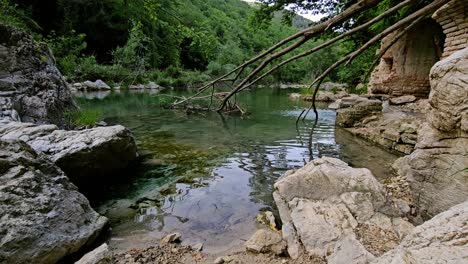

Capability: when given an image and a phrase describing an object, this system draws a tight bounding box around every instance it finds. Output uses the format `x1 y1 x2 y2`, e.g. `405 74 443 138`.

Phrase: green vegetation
65 109 102 127
2 0 370 88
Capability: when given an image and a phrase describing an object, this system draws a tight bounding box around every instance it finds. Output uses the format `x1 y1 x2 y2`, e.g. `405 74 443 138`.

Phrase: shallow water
75 88 400 253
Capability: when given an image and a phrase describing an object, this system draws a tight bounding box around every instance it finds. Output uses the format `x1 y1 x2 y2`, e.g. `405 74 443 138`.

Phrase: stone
336 98 382 127
245 229 286 255
75 243 110 264
160 233 181 244
213 257 224 264
256 211 277 230
146 81 161 89
0 122 138 187
192 243 203 252
274 158 386 209
83 80 111 90
0 24 77 127
288 93 301 100
373 201 468 264
128 84 146 89
328 235 375 264
428 47 468 132
0 140 108 263
273 157 413 261
389 95 417 105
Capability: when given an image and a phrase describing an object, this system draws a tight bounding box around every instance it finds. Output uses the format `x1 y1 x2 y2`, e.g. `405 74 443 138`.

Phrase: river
74 88 400 254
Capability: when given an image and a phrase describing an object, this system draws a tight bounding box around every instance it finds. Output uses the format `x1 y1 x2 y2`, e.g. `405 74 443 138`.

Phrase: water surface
75 88 399 253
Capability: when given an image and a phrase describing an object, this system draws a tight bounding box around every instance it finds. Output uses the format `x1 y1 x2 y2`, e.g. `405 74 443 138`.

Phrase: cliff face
0 23 76 128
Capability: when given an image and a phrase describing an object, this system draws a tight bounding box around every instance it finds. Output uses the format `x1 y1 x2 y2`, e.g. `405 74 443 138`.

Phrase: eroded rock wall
368 20 443 98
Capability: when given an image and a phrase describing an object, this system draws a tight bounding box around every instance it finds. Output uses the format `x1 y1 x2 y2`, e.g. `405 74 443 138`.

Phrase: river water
75 88 399 253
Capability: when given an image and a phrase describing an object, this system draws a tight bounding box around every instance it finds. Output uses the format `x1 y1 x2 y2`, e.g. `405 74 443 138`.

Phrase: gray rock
328 235 375 264
160 232 181 244
75 243 110 264
0 122 138 187
83 80 111 90
394 123 468 216
192 243 203 252
0 140 108 263
336 97 382 127
146 81 162 89
428 47 468 132
373 201 468 264
0 24 77 127
389 95 417 105
245 229 286 255
273 157 413 261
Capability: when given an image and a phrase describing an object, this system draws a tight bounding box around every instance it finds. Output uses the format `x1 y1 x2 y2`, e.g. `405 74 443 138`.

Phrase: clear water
75 88 400 253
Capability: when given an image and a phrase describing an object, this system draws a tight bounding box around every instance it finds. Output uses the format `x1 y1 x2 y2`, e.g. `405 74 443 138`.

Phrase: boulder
0 122 138 187
336 97 382 127
428 47 468 132
245 229 286 255
373 201 468 264
288 93 301 100
389 95 417 105
273 157 413 261
83 80 111 90
0 140 108 263
75 243 110 264
160 233 182 244
0 23 76 127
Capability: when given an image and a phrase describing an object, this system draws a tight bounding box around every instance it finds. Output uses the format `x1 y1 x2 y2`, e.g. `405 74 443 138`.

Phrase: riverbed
75 88 400 254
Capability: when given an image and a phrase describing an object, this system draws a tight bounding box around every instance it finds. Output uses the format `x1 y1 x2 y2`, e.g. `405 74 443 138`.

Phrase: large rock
0 140 108 263
335 97 382 127
273 158 413 262
373 201 468 264
0 122 138 186
428 47 468 132
0 23 76 127
83 80 111 90
245 229 286 255
394 48 468 217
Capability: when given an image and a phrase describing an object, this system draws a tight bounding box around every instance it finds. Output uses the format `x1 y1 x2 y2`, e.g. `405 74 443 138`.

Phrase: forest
0 0 384 89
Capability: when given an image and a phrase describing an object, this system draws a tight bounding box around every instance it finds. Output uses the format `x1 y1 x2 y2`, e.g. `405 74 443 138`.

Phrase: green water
75 88 399 253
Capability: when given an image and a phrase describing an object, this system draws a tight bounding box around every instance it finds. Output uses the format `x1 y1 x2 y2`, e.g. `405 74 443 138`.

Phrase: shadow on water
74 88 401 253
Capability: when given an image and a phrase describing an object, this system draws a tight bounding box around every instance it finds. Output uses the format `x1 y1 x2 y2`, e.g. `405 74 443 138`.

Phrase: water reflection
77 89 400 253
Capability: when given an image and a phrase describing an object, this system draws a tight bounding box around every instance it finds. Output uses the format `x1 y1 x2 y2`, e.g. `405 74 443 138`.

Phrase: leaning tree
172 0 451 119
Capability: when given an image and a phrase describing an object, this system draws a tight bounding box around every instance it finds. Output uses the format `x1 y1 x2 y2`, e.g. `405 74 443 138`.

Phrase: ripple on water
75 89 400 253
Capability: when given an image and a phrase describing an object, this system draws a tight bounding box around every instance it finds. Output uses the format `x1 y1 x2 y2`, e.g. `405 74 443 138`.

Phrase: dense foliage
1 0 377 87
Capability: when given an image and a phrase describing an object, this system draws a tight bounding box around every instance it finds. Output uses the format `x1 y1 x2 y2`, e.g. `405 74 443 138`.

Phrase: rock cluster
0 122 138 187
273 157 413 262
0 23 76 127
0 140 108 263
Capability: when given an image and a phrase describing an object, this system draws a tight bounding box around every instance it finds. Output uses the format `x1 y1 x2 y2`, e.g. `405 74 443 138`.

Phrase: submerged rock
0 23 77 127
0 140 108 263
0 122 138 186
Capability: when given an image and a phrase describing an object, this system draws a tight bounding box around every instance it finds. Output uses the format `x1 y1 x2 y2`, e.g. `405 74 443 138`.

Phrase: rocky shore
0 23 139 262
